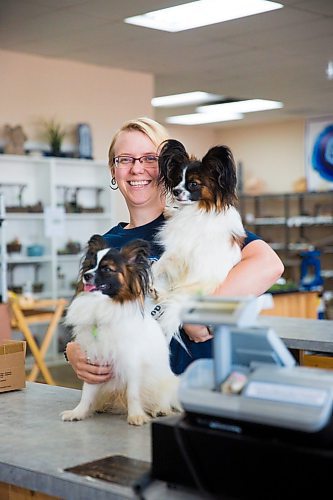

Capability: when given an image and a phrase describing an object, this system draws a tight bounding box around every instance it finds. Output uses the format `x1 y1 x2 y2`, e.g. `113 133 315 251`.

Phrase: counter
0 382 198 500
257 316 333 353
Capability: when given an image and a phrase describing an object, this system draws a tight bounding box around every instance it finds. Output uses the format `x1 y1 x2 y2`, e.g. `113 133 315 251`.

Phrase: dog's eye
188 181 199 191
101 266 116 273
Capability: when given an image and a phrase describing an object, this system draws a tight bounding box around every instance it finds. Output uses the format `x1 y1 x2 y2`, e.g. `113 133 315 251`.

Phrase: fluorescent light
125 0 283 33
166 112 243 125
198 99 283 113
326 61 333 80
152 91 221 108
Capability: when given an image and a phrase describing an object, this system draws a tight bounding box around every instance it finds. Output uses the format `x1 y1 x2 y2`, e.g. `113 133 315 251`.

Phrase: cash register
151 296 333 498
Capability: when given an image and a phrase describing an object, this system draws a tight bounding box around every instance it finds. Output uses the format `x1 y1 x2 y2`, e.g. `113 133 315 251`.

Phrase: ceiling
1 0 333 128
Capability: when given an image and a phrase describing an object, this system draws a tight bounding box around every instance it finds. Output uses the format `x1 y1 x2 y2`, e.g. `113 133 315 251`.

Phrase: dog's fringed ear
83 234 109 269
158 139 190 192
121 240 152 296
122 239 150 265
87 234 108 252
202 145 238 206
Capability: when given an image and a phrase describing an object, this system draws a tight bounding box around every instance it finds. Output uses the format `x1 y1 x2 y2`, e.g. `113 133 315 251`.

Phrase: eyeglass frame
113 154 159 168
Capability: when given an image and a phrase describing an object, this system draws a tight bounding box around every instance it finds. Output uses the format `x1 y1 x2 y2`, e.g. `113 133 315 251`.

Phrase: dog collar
91 325 98 338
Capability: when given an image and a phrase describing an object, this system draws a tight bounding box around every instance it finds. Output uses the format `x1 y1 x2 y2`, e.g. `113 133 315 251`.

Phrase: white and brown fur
152 139 246 343
61 235 180 425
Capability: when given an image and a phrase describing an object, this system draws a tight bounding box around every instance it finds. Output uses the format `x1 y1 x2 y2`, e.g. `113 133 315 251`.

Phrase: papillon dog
61 234 180 426
152 139 246 343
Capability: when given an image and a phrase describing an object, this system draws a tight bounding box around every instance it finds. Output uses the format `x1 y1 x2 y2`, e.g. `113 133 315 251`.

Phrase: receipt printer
151 296 333 498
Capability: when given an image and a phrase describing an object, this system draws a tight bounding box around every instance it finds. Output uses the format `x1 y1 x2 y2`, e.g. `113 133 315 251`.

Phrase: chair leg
10 301 56 385
29 300 66 382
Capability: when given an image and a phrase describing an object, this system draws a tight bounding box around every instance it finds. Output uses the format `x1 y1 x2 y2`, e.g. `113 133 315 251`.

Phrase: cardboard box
0 340 26 393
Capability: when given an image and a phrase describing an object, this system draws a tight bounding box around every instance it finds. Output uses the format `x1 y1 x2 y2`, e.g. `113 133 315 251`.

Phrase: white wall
214 120 306 193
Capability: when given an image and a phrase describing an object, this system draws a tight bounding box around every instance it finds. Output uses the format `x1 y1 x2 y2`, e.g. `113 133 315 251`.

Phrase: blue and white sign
306 117 333 191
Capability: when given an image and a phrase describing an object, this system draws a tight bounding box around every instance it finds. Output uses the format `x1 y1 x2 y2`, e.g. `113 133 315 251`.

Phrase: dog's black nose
173 188 182 197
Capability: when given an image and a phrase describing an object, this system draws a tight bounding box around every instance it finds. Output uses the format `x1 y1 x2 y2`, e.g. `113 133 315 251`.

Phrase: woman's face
112 130 164 211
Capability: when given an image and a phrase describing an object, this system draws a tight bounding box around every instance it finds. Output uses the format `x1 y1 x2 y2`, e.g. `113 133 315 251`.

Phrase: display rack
0 154 115 301
238 191 333 292
0 193 7 303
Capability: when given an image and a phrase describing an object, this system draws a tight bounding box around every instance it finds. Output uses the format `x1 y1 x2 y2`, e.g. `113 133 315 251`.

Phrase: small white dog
152 140 246 343
61 236 180 426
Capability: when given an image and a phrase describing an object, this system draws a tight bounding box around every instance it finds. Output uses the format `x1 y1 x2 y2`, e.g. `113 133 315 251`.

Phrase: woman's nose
130 159 145 173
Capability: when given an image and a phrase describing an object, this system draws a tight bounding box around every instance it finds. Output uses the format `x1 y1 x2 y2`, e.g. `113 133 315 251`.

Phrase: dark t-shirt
103 213 260 375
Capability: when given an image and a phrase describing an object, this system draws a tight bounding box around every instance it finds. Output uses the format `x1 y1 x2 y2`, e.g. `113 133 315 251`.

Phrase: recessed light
326 61 333 80
197 99 283 113
166 112 243 125
152 91 222 107
125 0 283 33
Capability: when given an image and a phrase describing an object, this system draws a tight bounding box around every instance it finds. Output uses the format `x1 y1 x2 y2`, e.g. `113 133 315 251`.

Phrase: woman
66 117 284 381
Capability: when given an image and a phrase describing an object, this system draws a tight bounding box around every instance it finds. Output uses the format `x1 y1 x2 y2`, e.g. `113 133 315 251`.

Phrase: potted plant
42 118 66 157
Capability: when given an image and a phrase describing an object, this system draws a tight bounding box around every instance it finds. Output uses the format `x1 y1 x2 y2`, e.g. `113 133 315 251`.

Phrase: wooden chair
8 292 67 385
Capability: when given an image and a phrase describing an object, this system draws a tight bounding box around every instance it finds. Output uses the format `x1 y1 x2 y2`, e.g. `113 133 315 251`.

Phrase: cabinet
0 155 115 362
239 192 333 293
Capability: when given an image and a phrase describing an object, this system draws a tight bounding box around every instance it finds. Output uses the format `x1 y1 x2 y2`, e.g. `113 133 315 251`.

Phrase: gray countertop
257 316 333 353
0 382 198 500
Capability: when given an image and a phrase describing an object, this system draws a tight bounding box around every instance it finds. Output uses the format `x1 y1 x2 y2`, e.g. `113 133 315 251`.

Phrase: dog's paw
172 402 183 413
60 409 89 421
127 413 150 426
151 406 173 418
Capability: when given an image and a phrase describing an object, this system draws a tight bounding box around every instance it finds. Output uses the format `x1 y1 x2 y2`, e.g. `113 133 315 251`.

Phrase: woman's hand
65 341 113 384
183 323 213 343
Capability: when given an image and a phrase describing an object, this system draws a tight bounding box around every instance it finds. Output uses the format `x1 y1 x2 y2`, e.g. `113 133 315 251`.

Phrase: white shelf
6 213 45 220
7 255 53 264
248 215 333 227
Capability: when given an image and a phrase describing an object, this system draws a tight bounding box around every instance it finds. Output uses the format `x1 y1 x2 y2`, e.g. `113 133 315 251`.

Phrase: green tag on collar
92 325 98 338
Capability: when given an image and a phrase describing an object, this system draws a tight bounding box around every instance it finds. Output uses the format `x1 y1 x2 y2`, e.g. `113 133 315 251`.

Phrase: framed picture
305 116 333 191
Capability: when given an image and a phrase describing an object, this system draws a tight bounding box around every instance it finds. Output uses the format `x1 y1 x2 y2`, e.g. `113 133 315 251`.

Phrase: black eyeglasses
114 155 159 168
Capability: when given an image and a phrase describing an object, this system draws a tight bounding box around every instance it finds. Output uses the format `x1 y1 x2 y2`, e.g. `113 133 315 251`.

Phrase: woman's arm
183 240 284 342
213 239 284 297
65 341 113 384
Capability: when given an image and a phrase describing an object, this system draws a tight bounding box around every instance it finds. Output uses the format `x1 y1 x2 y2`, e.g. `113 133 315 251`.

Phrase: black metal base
152 414 333 499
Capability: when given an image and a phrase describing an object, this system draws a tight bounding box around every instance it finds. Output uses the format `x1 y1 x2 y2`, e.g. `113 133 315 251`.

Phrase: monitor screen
221 326 296 369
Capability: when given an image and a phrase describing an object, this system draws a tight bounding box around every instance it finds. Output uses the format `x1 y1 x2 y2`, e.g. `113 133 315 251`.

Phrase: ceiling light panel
152 91 222 108
166 112 243 125
125 0 283 33
197 99 283 113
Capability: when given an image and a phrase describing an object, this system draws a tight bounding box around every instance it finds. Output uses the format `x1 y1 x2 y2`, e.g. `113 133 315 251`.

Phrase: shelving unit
0 193 7 303
0 154 115 361
238 191 333 292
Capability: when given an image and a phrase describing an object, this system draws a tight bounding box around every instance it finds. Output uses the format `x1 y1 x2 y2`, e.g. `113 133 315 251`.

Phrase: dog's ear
84 234 108 263
87 234 107 252
121 239 150 266
158 139 189 192
202 145 237 206
121 240 151 296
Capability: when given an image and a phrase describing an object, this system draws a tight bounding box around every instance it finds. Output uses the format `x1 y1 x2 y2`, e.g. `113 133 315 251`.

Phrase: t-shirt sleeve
243 230 262 247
